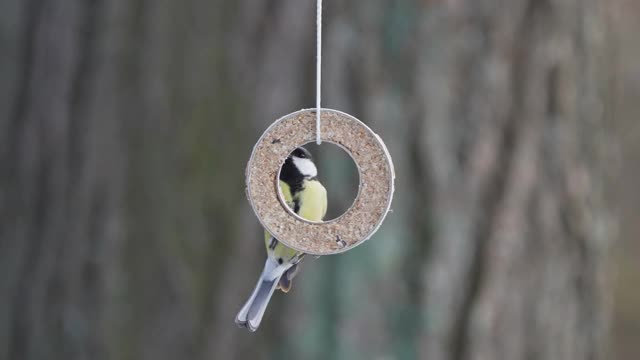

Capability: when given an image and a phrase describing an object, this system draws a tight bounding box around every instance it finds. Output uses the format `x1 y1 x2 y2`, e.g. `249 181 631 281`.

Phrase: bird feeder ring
245 108 395 255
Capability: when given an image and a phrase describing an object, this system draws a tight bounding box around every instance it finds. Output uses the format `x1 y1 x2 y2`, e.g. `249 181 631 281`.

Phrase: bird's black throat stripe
293 199 301 213
288 179 320 215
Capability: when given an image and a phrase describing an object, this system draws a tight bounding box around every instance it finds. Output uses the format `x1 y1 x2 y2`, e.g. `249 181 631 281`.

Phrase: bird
235 147 327 332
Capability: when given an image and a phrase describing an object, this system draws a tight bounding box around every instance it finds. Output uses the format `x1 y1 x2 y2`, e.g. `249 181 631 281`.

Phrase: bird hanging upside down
235 147 327 332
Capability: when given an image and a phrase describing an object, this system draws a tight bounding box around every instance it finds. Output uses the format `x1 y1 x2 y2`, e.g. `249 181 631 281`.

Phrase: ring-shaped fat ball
246 109 395 255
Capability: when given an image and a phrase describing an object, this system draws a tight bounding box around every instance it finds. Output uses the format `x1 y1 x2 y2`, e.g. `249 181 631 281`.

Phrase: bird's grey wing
277 263 301 293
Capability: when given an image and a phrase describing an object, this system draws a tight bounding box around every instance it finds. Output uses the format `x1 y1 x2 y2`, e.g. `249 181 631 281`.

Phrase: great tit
235 147 327 332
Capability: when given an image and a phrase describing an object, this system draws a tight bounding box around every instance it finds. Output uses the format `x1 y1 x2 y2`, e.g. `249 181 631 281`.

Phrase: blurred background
0 0 638 359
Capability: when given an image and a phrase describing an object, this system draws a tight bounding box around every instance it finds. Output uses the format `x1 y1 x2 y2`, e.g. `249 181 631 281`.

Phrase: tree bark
414 1 610 359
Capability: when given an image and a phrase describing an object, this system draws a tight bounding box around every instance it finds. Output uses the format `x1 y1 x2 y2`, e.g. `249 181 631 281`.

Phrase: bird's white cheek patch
292 157 318 178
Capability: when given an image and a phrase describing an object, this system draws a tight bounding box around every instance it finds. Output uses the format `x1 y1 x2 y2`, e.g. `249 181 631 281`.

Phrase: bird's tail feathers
235 259 285 332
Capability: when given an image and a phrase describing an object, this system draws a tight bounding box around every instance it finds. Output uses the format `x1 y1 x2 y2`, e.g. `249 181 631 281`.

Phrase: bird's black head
280 147 317 185
290 147 312 160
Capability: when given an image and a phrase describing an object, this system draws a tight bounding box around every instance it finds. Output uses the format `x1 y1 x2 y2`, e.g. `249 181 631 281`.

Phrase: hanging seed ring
246 109 395 255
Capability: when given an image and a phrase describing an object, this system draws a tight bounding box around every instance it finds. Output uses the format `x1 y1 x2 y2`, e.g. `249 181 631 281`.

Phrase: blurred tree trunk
0 1 261 359
0 1 611 360
413 1 611 359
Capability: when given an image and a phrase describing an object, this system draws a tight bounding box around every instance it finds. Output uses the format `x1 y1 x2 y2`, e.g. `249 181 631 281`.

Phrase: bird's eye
277 258 283 265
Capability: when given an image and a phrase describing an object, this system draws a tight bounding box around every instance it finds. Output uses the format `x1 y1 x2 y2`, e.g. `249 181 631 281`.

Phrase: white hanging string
315 0 322 144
